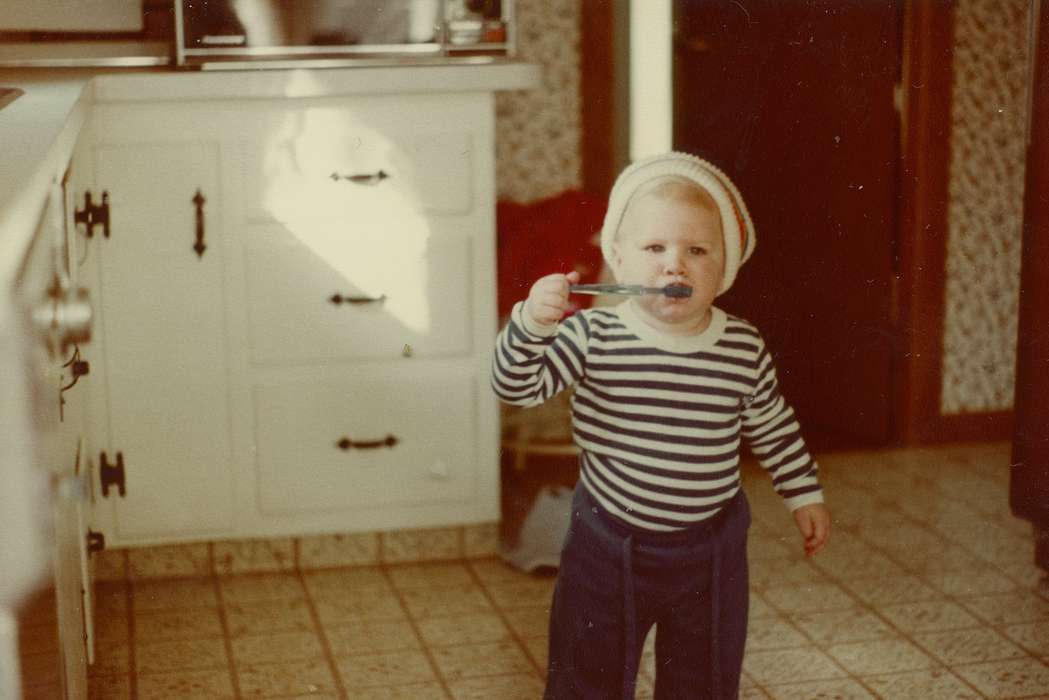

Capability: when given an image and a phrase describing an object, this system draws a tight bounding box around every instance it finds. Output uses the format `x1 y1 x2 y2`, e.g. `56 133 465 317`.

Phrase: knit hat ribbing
600 152 756 295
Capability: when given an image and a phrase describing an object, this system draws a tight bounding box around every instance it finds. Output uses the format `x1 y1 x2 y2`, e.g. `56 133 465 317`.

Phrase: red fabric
496 190 607 319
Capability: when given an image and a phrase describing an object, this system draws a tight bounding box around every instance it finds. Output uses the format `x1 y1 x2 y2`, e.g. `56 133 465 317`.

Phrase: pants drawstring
621 534 637 700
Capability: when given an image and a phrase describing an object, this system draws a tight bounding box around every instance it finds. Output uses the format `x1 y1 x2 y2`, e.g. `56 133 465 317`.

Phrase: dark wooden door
673 0 901 447
1011 0 1049 569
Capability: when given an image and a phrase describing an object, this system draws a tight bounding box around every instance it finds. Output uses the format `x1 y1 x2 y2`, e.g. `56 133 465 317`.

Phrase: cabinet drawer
244 229 473 363
242 111 475 224
253 371 477 514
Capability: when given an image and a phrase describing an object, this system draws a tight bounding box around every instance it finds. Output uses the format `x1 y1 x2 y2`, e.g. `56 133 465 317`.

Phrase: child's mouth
663 284 693 299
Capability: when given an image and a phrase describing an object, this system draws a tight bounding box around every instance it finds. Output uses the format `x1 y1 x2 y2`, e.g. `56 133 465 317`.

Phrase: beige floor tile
381 527 462 564
430 641 534 682
742 646 848 685
740 685 772 699
132 577 218 611
485 579 557 610
346 682 449 699
1003 621 1049 657
913 627 1028 665
634 665 656 699
313 589 407 625
297 532 380 569
923 568 1019 597
878 600 983 633
230 630 325 665
302 567 392 598
788 608 895 645
469 559 537 587
129 543 211 580
522 636 548 670
236 658 337 697
959 590 1049 626
998 561 1049 589
761 582 858 615
859 669 982 700
135 637 228 674
839 574 945 607
810 543 909 582
401 585 494 620
133 607 224 641
388 562 474 590
417 613 512 647
446 672 545 700
325 619 421 656
748 534 796 560
136 668 235 700
224 598 315 637
952 657 1049 699
746 615 810 651
750 590 778 618
86 674 131 700
749 556 831 589
502 606 550 639
336 650 438 688
826 637 937 676
218 572 304 603
213 538 295 576
890 544 985 574
764 678 878 699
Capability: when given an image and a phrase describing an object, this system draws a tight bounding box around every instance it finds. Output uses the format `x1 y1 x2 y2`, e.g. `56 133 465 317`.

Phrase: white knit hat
600 152 756 295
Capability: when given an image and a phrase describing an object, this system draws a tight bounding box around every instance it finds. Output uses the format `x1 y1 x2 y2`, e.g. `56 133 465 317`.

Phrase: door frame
580 0 1013 446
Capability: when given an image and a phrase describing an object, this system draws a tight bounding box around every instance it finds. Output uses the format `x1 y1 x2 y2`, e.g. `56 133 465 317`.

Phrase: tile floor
21 442 1049 699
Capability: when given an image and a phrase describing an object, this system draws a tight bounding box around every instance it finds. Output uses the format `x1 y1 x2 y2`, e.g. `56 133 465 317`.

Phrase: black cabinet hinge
99 451 126 498
86 530 106 554
74 191 110 239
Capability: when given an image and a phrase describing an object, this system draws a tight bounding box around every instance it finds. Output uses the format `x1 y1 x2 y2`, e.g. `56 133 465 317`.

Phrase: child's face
611 188 725 332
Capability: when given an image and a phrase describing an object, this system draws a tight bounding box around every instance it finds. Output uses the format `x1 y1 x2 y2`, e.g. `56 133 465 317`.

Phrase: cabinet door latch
86 530 106 554
74 191 110 239
99 451 126 498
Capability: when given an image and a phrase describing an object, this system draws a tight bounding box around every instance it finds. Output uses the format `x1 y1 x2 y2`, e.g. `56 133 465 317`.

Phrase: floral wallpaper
940 0 1031 414
495 0 583 203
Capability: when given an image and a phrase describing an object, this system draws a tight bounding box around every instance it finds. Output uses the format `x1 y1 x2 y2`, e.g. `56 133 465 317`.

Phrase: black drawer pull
330 170 389 185
330 293 387 306
336 435 399 451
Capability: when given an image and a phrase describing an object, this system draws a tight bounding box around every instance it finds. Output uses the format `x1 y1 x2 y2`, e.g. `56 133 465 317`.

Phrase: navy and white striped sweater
492 300 824 532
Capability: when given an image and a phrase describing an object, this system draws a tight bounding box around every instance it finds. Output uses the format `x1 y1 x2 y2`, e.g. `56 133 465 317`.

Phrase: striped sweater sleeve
741 333 824 511
491 301 589 407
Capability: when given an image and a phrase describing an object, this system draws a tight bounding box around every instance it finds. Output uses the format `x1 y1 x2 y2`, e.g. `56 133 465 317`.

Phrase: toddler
492 152 831 699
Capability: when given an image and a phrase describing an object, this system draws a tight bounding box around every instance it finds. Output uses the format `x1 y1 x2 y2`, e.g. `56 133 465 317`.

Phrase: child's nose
663 250 685 274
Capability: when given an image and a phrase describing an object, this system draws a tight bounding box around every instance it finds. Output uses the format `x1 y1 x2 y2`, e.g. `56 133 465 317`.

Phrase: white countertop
0 60 539 290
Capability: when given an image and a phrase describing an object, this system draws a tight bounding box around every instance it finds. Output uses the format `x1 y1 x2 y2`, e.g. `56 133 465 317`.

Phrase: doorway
672 0 902 449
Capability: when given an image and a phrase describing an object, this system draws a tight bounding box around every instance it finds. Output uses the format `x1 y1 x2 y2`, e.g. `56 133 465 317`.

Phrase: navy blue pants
544 485 751 700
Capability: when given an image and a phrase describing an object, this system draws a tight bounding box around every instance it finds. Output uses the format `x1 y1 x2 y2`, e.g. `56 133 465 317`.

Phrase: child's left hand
792 503 831 557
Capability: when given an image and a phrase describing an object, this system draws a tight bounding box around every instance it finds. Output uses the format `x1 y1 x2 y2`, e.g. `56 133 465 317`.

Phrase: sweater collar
614 300 727 353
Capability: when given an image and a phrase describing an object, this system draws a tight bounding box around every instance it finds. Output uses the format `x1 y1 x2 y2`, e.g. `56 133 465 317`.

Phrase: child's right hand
525 271 581 327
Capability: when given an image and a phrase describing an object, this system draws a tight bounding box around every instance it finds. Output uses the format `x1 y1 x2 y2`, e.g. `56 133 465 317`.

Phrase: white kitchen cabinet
12 170 94 698
89 140 236 544
86 87 501 544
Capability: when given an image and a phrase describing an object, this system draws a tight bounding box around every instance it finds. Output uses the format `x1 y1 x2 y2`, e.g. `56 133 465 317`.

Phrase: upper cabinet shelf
0 0 515 69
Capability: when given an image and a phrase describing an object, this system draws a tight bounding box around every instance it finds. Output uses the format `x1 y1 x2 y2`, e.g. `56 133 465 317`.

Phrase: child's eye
689 246 708 255
646 244 665 253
